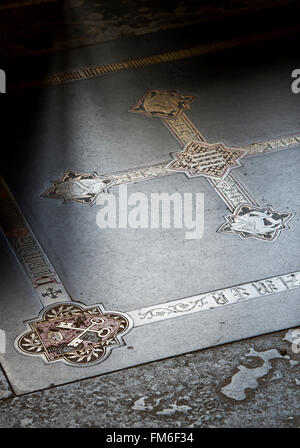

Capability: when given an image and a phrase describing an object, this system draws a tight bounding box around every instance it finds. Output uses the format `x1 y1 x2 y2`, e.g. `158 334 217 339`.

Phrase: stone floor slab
0 28 299 394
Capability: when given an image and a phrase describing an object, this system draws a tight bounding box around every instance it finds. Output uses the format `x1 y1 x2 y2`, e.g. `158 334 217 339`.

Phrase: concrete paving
0 328 299 427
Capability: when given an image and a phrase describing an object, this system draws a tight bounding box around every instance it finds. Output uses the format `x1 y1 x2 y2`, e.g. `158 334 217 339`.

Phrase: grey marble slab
0 35 299 394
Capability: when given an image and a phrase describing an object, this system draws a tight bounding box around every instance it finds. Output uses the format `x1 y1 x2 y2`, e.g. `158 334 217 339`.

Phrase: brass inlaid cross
43 89 296 241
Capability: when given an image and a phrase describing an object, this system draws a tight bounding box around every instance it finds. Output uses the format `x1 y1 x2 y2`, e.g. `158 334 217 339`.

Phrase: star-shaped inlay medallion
129 89 194 119
41 170 114 205
217 203 294 241
167 141 247 179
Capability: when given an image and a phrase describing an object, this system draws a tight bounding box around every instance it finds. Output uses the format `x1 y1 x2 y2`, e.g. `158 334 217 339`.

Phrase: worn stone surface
0 329 299 427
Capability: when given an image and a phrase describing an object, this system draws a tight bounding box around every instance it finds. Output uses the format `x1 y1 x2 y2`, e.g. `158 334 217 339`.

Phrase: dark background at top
0 0 299 62
1 0 299 180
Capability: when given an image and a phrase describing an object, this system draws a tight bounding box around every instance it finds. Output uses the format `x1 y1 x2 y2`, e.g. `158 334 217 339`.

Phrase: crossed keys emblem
16 303 133 365
0 177 134 367
43 89 295 242
56 316 110 348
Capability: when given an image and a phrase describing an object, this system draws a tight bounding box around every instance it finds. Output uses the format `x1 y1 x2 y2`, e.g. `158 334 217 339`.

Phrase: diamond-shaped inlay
218 203 294 241
129 89 194 119
167 141 247 179
41 170 114 205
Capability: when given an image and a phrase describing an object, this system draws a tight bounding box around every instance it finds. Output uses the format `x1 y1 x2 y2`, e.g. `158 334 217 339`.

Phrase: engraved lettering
252 280 278 295
279 273 300 290
231 287 250 300
211 292 229 305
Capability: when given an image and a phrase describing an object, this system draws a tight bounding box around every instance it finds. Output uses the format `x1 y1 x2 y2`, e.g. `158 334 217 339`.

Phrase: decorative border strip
11 26 300 90
110 161 173 186
164 114 205 146
245 134 300 156
128 271 300 326
0 177 71 306
208 174 259 210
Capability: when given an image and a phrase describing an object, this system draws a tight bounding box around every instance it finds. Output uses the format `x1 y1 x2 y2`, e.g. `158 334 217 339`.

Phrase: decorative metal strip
0 177 71 307
128 271 300 326
109 162 173 186
10 26 300 91
164 114 205 146
245 134 300 157
208 174 259 211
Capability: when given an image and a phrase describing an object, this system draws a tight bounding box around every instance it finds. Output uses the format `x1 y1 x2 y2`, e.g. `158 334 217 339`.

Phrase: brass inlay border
0 177 71 307
11 25 300 91
129 271 300 326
